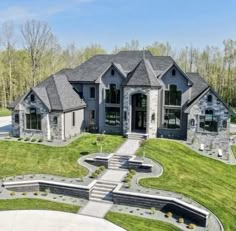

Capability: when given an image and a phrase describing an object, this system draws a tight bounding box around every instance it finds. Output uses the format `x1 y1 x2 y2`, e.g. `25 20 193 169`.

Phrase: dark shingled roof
9 74 85 112
124 59 161 87
67 50 174 83
186 72 209 101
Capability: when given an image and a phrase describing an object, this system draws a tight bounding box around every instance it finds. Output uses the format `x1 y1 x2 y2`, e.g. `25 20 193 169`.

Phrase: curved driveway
0 210 126 231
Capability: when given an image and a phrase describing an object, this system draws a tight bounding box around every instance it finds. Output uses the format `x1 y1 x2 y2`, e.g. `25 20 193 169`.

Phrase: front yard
0 134 124 178
137 139 236 231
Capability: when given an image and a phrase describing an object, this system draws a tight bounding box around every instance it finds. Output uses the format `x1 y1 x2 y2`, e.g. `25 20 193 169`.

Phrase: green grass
0 198 79 213
0 134 124 178
105 212 181 231
0 108 11 117
137 139 236 231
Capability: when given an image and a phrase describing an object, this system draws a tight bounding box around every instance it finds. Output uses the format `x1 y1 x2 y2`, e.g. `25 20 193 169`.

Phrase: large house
9 50 232 148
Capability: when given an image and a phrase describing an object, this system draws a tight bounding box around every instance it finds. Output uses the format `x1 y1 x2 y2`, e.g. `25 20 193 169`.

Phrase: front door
135 111 146 130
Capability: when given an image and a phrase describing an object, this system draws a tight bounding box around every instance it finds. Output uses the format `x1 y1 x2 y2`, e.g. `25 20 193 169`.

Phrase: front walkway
78 139 140 218
0 210 125 231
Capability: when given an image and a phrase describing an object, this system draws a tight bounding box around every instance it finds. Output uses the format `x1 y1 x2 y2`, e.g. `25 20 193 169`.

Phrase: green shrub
127 172 133 178
38 138 43 142
31 138 37 142
124 177 131 183
129 169 136 175
95 169 101 175
150 207 156 215
91 172 97 178
34 191 39 196
22 192 27 195
17 137 23 141
99 166 105 171
24 137 30 141
10 191 15 196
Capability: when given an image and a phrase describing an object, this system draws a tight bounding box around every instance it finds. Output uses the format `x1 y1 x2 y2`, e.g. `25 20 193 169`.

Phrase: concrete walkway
79 139 140 218
115 139 140 156
0 210 125 231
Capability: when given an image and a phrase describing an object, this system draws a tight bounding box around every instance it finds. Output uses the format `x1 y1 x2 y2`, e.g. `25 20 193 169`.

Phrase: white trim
61 113 65 141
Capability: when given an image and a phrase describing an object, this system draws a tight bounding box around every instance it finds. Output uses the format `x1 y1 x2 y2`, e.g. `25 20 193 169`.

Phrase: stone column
147 89 158 138
61 113 65 141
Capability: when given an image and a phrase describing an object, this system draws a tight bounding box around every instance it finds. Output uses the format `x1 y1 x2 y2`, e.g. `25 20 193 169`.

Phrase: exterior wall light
151 113 155 123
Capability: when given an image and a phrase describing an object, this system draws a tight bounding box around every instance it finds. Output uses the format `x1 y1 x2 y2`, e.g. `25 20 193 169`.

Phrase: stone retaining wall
113 184 209 227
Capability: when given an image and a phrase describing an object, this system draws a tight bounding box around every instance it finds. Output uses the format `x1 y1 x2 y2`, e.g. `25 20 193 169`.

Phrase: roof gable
123 59 161 87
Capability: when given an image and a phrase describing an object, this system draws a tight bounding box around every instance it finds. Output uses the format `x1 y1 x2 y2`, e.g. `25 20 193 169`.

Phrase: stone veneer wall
13 92 48 139
123 87 158 138
187 90 230 150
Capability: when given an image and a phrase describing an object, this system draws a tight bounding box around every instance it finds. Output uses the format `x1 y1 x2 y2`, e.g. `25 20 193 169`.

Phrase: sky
0 0 235 51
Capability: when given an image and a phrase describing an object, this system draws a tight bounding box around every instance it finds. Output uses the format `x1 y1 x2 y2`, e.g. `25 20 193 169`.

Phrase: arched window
111 69 115 76
172 69 176 76
30 94 35 102
53 116 58 125
207 95 212 103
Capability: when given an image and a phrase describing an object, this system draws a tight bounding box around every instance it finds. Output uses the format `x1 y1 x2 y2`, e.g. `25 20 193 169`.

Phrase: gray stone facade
187 90 230 151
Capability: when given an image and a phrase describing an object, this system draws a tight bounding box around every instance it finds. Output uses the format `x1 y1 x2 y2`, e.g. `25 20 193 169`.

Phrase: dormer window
30 94 35 102
111 69 115 76
207 95 212 103
172 69 176 76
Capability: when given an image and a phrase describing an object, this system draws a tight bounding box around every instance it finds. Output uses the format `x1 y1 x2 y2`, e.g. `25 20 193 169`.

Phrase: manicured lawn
0 134 124 178
0 108 11 117
138 139 236 231
105 212 181 231
0 198 80 213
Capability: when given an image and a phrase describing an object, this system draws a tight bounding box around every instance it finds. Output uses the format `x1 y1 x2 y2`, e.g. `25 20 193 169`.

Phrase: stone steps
126 133 148 140
90 181 117 202
109 155 130 169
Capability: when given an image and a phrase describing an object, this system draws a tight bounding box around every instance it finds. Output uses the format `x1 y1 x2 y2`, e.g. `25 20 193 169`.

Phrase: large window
105 84 120 104
164 109 181 129
199 110 218 132
105 107 120 126
165 85 181 106
26 108 41 130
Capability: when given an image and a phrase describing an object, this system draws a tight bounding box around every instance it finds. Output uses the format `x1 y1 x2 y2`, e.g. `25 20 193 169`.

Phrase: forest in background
0 19 235 108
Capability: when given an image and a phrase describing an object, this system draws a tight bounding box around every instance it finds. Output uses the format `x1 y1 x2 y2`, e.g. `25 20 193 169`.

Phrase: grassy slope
0 198 79 213
0 134 124 178
106 212 181 231
0 108 11 117
138 139 236 231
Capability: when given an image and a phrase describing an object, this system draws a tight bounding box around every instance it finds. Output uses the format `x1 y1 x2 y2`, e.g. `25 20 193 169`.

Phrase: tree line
0 20 235 108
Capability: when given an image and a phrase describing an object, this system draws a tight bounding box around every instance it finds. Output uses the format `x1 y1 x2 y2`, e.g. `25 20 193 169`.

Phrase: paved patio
0 210 126 231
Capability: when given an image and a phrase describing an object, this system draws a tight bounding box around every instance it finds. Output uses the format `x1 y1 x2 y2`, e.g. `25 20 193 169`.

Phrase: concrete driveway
0 116 12 135
0 210 126 231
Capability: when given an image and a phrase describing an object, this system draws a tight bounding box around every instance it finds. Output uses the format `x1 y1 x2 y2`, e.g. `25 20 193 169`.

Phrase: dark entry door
135 111 146 130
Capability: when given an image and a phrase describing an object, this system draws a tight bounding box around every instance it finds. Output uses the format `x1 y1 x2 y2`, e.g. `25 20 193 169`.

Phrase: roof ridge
51 75 63 110
143 59 151 86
